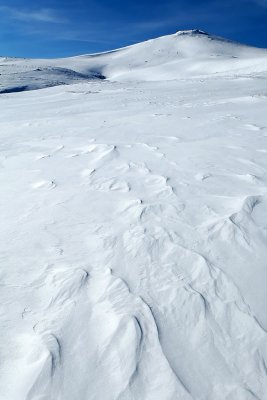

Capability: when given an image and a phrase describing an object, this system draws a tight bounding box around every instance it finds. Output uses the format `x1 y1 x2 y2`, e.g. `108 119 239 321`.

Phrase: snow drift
0 30 267 400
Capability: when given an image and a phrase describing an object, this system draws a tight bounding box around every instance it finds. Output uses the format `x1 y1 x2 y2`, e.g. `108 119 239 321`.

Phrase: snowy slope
1 29 267 93
1 31 267 400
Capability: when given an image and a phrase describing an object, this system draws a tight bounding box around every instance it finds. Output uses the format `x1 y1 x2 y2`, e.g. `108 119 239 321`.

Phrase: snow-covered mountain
1 29 267 93
1 31 267 400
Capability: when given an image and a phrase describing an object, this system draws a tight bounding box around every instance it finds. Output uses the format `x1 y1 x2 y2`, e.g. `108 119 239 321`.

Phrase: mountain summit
176 29 208 35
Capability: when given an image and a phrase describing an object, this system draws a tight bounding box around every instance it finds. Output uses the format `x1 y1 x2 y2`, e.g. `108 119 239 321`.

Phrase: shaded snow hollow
0 30 267 400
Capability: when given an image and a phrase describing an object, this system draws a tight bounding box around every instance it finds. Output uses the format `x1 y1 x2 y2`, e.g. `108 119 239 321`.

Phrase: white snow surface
1 30 267 400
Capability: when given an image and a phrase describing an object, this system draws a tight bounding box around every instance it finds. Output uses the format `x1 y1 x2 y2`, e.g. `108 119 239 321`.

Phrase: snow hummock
1 31 267 400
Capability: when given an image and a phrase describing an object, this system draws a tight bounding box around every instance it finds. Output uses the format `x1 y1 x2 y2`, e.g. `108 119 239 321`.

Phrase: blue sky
0 0 267 57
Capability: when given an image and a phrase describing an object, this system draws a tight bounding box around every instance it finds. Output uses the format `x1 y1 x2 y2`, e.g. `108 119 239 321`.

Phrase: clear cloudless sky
0 0 267 58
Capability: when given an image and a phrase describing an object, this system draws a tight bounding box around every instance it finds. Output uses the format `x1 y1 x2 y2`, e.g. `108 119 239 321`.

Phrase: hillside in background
1 29 267 93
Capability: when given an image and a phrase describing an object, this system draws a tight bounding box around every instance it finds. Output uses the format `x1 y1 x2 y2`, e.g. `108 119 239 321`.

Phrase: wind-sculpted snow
1 33 267 400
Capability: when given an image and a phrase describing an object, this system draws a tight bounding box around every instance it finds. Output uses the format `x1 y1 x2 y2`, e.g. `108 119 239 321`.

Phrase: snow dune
0 30 267 400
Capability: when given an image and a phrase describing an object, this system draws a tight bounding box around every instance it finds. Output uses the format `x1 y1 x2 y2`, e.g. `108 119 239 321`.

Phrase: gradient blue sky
1 0 267 58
